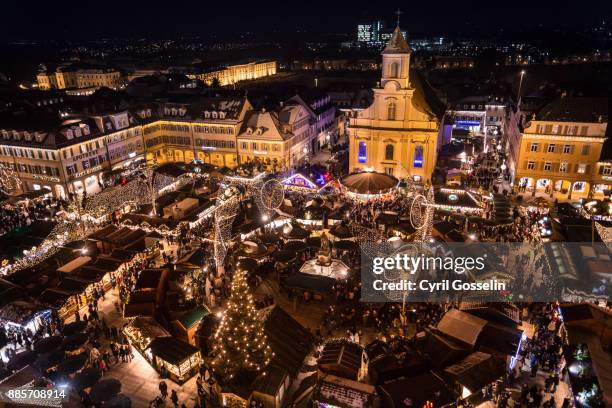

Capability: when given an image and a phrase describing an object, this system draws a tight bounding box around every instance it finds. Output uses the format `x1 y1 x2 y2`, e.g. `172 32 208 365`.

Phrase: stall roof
252 365 288 396
148 336 200 365
477 322 523 356
57 256 92 273
443 352 506 392
318 340 363 381
88 224 119 240
104 249 138 262
437 309 487 347
37 289 70 308
379 373 453 408
284 273 335 293
135 269 166 289
124 316 171 348
261 305 314 376
175 306 210 331
123 301 156 318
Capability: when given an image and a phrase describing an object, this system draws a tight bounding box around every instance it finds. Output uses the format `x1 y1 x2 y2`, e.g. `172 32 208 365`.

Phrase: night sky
2 0 610 40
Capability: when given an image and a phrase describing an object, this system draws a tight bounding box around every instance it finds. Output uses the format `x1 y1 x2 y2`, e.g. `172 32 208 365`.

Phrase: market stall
147 336 201 384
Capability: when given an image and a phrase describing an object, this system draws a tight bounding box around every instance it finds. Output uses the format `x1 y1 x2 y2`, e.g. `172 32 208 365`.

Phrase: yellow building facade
36 67 125 90
348 28 440 183
511 98 608 199
189 60 277 86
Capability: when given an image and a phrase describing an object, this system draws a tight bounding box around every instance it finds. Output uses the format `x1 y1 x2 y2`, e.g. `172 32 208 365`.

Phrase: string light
0 163 22 194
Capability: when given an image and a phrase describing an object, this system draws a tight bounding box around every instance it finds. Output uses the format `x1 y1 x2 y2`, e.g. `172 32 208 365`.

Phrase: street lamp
517 70 526 108
591 207 597 244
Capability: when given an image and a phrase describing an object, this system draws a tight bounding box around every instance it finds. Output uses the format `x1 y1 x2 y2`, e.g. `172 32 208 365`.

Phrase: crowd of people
0 196 66 236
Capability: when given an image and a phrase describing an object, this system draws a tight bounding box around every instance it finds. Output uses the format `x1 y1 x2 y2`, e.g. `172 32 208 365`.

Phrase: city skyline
2 0 611 40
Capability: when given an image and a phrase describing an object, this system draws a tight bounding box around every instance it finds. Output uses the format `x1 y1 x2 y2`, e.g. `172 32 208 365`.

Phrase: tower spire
395 8 402 27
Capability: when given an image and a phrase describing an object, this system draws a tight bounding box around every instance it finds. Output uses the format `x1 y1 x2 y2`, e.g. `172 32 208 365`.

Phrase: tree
211 270 272 382
210 77 221 88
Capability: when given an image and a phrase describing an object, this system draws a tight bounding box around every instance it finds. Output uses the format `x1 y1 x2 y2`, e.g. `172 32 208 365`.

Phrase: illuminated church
348 26 445 183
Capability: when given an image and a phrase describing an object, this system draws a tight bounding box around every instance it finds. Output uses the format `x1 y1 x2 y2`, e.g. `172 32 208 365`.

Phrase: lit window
581 145 590 155
385 144 394 160
573 182 585 192
358 142 367 163
559 162 568 172
387 102 396 120
577 164 586 174
413 145 424 168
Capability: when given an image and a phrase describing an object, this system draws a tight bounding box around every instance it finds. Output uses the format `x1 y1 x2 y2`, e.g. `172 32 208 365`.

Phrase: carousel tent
340 172 398 195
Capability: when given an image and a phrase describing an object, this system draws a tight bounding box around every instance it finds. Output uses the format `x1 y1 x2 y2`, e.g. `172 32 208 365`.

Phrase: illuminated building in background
188 60 276 86
507 97 608 199
36 64 126 91
357 21 383 44
348 27 444 183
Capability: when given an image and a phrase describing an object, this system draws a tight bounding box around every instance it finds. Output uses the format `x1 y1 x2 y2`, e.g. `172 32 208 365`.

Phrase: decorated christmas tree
211 270 272 383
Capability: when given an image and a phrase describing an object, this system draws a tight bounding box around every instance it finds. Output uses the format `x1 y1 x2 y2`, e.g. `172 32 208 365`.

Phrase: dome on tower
382 26 411 54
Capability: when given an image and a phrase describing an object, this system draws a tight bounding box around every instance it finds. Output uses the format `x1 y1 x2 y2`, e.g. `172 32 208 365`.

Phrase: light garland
0 163 22 194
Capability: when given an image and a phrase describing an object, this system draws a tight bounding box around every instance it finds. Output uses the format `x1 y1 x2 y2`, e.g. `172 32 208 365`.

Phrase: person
171 389 179 407
159 381 168 399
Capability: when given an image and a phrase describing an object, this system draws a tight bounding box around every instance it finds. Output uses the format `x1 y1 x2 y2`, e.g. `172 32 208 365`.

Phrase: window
252 142 257 150
385 167 394 175
547 144 556 153
573 182 585 192
387 102 396 120
385 144 394 160
389 62 399 78
559 162 568 172
544 162 552 171
413 145 424 168
530 143 539 152
602 166 611 176
66 164 77 175
581 145 590 155
552 124 560 134
358 142 367 163
577 164 586 174
563 144 571 154
527 161 536 170
241 142 248 150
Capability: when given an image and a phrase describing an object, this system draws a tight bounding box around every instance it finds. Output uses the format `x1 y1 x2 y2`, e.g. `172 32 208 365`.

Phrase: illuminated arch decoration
281 173 318 191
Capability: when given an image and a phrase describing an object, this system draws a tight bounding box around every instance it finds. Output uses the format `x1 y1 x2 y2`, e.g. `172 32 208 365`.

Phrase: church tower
348 26 442 183
381 26 411 90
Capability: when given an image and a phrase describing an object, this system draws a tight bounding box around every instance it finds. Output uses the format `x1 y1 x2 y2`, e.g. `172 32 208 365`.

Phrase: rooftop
536 97 608 123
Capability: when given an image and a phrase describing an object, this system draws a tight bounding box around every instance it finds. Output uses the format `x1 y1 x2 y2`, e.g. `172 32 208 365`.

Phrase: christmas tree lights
211 270 272 382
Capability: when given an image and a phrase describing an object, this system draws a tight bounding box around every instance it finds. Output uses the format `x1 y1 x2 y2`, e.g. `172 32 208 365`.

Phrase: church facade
348 27 443 184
